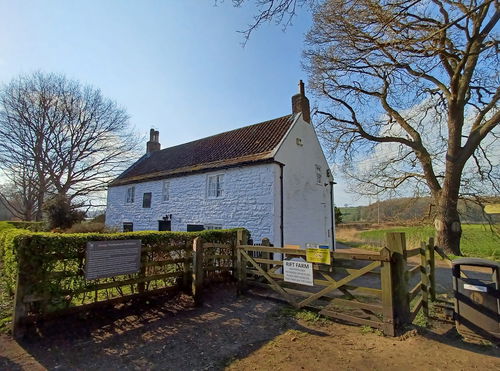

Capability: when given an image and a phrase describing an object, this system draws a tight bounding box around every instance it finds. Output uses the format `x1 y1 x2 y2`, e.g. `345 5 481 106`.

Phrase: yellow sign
484 204 500 214
306 248 331 265
284 244 301 249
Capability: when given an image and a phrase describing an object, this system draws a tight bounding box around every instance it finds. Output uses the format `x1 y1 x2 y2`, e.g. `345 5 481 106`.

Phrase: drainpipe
280 163 285 247
330 180 336 250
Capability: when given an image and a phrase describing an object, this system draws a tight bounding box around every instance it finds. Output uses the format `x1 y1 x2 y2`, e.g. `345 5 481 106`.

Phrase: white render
273 114 334 248
106 114 334 248
106 163 278 243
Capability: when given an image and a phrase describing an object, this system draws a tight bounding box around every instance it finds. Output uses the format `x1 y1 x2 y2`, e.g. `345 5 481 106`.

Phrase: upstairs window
126 186 135 203
162 180 170 201
207 174 224 198
143 192 152 208
315 165 322 184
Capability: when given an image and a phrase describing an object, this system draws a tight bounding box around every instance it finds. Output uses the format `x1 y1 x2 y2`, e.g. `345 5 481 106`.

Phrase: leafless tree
239 0 499 255
0 72 140 220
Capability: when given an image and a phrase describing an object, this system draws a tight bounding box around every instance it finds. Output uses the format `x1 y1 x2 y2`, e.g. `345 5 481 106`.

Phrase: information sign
85 240 142 280
283 260 313 286
306 248 331 265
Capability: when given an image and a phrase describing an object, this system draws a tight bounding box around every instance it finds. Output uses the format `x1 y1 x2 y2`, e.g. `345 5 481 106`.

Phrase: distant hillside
339 197 500 224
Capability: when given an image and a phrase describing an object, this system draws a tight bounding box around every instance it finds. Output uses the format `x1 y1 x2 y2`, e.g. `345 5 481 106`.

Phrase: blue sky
0 0 363 206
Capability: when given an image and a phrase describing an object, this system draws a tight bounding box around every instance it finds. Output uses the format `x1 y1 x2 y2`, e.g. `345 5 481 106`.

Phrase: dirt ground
0 283 499 371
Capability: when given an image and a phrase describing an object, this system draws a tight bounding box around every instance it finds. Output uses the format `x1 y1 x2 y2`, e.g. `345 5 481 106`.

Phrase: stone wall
105 163 277 244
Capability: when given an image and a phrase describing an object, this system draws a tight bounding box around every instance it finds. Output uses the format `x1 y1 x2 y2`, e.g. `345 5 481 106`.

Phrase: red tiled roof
110 114 295 186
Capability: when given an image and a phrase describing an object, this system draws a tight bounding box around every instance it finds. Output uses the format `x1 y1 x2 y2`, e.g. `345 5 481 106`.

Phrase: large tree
237 0 499 255
0 72 140 221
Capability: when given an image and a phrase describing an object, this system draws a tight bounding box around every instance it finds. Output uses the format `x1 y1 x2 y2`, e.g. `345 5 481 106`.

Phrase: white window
315 165 322 184
205 224 222 230
126 186 135 203
162 180 170 201
207 174 224 198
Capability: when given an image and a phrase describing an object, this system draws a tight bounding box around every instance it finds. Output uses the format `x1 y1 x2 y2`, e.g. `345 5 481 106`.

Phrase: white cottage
105 82 335 248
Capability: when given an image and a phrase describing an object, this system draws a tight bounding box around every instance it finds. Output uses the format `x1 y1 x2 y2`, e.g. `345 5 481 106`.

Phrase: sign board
484 204 500 214
85 240 142 280
306 248 331 265
283 260 313 286
284 244 301 249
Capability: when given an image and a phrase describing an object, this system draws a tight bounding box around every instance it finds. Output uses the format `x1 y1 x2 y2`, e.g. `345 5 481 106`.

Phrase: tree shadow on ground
19 283 327 370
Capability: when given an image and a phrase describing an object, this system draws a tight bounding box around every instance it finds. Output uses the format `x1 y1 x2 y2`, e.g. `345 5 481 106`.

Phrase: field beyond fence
337 224 499 261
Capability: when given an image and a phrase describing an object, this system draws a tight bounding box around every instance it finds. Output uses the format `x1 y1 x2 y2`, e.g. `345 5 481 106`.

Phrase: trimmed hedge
0 227 241 330
0 221 45 232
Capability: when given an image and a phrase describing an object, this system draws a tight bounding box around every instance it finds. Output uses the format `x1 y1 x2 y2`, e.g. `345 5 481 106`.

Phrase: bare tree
0 72 140 221
238 0 499 255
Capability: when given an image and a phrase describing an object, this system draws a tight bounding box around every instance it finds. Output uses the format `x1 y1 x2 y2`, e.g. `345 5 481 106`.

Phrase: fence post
380 247 395 336
427 237 436 301
261 237 271 273
236 229 249 295
137 252 147 294
182 244 192 292
420 242 429 317
386 232 410 331
192 237 204 305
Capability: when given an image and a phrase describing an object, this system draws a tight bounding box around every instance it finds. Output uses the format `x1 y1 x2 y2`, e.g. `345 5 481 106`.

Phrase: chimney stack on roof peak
292 80 310 123
146 128 161 154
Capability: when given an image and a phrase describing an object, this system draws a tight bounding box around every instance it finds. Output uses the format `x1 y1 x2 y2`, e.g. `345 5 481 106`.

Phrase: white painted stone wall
273 114 334 248
105 163 278 244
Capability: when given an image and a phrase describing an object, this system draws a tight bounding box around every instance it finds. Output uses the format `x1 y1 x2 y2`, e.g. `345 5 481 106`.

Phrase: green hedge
0 221 45 232
0 228 241 332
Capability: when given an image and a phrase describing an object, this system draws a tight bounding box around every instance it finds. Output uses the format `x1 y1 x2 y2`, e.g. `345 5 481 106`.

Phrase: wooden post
261 237 271 273
137 251 147 294
427 237 436 301
420 242 429 317
380 247 395 336
192 237 204 305
236 229 249 295
182 245 192 292
386 232 410 330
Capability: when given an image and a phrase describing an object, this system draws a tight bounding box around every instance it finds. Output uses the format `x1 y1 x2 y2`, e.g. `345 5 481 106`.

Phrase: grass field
338 224 499 260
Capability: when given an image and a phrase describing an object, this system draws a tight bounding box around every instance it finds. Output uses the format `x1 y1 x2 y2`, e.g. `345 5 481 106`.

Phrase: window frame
207 173 225 199
205 224 223 230
162 180 170 201
123 222 133 232
125 186 135 203
142 192 152 208
315 164 322 185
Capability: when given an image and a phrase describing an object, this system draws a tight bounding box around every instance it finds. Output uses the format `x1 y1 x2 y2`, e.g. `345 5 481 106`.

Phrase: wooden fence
235 230 436 336
12 235 236 338
12 229 438 338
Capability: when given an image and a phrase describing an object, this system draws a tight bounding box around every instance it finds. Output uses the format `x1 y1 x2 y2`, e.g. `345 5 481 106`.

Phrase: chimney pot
146 128 161 154
292 80 311 123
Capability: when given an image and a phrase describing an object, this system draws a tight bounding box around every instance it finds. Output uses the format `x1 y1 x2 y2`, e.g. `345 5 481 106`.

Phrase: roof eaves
109 151 276 187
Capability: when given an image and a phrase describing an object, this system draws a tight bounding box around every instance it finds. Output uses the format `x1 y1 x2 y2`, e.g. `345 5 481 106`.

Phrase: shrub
43 195 85 229
65 222 108 234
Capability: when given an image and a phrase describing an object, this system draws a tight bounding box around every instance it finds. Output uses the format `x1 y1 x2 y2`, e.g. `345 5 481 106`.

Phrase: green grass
358 224 499 260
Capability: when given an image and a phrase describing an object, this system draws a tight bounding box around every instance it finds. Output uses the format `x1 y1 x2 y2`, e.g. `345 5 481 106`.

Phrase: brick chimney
146 128 160 154
291 80 311 123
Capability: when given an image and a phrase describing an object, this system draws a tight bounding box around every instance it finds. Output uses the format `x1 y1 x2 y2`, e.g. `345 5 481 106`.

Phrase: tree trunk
434 194 462 256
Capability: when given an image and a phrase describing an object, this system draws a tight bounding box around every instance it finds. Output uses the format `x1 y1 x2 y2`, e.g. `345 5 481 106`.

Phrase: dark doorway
158 220 171 231
187 224 204 232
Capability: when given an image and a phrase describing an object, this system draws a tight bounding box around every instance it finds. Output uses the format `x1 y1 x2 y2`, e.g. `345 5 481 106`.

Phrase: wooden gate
235 231 434 336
